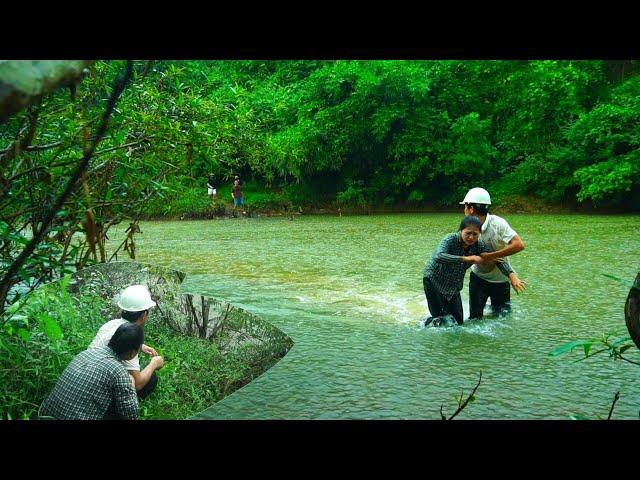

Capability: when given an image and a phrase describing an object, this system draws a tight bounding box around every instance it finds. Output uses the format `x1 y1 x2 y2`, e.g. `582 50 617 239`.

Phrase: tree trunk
624 272 640 350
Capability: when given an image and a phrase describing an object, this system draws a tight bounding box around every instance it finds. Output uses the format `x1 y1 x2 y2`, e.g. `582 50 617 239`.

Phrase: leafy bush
568 76 640 204
336 180 368 207
282 182 324 207
143 186 227 218
0 276 106 420
245 191 292 211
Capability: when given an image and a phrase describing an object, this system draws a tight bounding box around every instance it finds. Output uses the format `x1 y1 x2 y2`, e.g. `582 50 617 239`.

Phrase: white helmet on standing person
117 285 157 312
459 187 492 205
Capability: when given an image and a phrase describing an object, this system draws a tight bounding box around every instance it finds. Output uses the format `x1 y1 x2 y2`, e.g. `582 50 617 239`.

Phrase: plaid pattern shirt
423 232 514 298
39 346 139 420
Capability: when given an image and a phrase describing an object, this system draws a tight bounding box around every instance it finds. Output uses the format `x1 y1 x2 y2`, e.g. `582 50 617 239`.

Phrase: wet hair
121 309 147 323
466 202 489 216
108 323 144 358
459 215 482 231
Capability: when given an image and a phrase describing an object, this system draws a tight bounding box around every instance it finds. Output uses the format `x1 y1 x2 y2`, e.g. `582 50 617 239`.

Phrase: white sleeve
499 217 517 244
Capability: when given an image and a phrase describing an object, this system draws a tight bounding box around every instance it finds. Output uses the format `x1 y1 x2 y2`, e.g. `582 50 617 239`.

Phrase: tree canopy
72 59 636 208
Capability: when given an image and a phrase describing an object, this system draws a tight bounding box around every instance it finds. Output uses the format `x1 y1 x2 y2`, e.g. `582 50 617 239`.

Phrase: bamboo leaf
573 348 608 362
611 335 632 347
549 340 591 356
569 414 591 420
16 328 30 342
601 273 638 290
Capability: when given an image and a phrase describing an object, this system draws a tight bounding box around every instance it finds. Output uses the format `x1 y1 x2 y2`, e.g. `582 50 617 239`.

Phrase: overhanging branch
0 61 133 312
0 60 95 124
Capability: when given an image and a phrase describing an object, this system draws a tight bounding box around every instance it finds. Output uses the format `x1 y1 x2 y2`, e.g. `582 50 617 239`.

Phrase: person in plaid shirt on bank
38 322 143 420
422 216 517 326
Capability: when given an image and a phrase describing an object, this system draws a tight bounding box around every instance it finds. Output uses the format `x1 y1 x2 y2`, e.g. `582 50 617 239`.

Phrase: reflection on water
110 214 640 419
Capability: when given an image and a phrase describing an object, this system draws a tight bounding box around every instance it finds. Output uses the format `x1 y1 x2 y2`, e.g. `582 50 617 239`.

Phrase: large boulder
69 261 293 402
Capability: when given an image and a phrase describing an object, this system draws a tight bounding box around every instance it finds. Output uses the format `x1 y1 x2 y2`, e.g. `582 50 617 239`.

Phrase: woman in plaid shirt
422 216 516 326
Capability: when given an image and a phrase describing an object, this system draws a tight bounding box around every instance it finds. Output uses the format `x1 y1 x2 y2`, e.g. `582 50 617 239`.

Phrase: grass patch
142 181 296 218
138 322 256 419
142 186 227 218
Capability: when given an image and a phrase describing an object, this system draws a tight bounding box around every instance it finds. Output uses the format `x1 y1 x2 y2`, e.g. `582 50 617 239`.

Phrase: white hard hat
459 187 491 205
117 285 156 312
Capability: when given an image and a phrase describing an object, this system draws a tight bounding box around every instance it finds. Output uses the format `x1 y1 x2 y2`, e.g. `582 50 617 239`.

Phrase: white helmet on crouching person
117 285 156 312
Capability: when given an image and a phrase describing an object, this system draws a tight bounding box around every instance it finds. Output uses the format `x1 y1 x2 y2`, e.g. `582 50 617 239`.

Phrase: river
117 213 640 419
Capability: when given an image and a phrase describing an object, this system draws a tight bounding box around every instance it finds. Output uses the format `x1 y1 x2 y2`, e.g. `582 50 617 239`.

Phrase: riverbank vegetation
132 60 640 216
5 61 639 223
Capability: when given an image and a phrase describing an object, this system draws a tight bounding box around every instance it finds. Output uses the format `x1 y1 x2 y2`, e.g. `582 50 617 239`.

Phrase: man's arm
129 356 164 391
478 240 527 294
140 344 157 356
480 234 525 261
508 272 527 294
477 241 514 278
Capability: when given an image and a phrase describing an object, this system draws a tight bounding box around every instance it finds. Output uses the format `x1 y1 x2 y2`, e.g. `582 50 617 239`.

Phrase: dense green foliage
102 59 637 210
6 61 635 224
0 276 104 419
0 276 253 420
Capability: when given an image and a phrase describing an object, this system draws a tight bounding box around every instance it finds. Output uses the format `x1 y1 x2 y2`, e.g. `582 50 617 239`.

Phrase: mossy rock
69 261 293 412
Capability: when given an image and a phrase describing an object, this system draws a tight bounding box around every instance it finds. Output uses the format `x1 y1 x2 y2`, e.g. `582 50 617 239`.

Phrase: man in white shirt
459 188 527 319
89 284 164 397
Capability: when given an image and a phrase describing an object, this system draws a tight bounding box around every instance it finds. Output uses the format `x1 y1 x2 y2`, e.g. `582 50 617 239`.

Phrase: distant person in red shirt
232 179 244 208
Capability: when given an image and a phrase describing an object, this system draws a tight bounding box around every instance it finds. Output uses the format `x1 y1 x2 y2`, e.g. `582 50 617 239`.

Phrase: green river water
117 213 639 419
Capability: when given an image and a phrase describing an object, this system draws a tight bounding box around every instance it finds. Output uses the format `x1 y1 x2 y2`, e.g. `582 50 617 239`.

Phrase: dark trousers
136 371 158 401
423 277 464 325
469 271 511 319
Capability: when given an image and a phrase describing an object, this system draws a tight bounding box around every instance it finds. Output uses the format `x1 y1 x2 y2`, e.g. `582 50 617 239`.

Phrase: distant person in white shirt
89 285 164 398
459 187 527 319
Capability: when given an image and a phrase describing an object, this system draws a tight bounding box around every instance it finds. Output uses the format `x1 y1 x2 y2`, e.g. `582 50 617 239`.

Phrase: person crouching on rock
88 285 164 399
